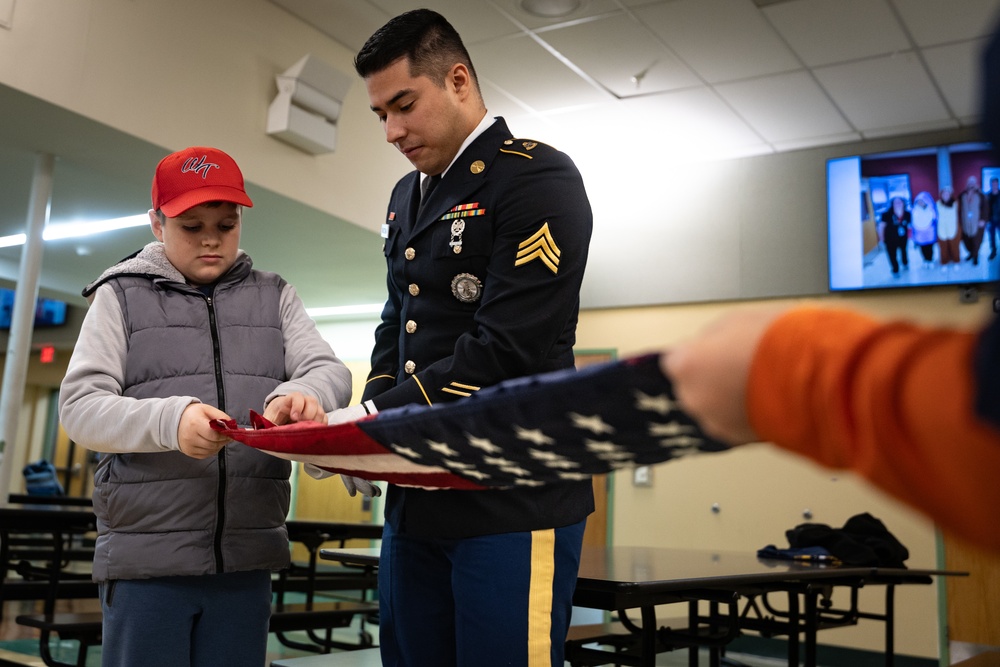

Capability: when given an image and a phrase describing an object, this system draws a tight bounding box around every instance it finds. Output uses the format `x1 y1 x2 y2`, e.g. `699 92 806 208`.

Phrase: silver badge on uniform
449 219 465 254
451 273 483 303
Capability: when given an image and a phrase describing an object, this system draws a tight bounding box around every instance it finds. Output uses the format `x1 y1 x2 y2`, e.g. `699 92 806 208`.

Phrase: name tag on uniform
381 223 390 239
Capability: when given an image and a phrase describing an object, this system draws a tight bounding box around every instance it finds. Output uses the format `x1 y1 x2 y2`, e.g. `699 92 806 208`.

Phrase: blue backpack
23 459 65 496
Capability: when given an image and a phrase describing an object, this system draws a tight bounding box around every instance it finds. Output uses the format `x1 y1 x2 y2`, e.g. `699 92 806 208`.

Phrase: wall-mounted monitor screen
0 287 69 329
828 141 999 291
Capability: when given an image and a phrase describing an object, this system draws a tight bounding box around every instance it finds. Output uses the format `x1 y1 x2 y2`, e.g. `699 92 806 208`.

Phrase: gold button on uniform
405 320 417 334
405 247 416 260
408 284 420 296
404 360 416 374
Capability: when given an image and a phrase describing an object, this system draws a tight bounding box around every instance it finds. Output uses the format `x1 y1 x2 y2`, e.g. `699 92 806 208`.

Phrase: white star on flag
443 459 476 470
569 413 616 435
584 440 624 454
428 440 459 457
649 422 697 437
391 444 421 459
515 426 555 446
467 435 501 454
483 456 516 467
635 391 676 415
529 449 565 462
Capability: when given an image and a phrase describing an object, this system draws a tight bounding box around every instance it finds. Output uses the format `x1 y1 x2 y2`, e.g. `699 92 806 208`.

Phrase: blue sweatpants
99 570 272 667
378 519 587 667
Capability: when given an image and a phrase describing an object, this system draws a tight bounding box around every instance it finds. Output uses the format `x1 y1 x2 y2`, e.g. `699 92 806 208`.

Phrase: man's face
149 202 242 285
365 57 469 176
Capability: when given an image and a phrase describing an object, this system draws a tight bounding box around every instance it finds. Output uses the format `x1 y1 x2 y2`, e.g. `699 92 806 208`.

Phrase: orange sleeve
747 306 1000 553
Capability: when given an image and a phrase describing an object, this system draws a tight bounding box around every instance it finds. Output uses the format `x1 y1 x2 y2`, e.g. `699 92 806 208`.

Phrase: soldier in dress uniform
327 8 595 667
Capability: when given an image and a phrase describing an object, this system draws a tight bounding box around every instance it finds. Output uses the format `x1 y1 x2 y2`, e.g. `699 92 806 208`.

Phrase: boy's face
149 202 242 285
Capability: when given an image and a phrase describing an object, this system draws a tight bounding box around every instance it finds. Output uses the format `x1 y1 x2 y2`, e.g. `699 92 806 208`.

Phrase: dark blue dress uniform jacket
362 117 596 538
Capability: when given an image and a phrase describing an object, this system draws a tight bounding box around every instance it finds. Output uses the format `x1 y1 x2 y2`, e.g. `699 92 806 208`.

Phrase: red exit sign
39 345 56 364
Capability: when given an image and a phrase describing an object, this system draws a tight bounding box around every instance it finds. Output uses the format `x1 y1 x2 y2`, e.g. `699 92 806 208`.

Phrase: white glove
340 475 382 498
326 400 378 425
303 465 381 497
320 402 381 495
303 463 335 480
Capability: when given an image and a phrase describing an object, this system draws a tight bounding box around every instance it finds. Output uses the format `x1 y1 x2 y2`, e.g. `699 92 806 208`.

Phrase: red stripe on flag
212 418 389 456
210 416 485 490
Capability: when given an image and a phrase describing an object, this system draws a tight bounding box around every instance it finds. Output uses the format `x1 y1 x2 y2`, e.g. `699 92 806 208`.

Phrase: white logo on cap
181 155 220 180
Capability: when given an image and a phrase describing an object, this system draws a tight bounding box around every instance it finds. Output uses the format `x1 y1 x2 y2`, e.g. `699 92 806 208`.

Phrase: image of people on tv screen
840 145 1000 291
878 195 912 276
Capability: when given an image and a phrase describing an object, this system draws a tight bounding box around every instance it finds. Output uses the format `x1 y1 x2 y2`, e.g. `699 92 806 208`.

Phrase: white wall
0 0 406 237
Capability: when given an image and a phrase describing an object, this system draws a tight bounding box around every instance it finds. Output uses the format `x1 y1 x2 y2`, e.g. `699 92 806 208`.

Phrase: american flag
210 353 730 490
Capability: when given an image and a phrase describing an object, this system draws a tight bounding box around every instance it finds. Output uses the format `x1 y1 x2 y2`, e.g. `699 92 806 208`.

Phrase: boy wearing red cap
59 146 353 666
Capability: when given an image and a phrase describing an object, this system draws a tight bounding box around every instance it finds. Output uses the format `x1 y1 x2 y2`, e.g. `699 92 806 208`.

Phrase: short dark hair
354 8 479 92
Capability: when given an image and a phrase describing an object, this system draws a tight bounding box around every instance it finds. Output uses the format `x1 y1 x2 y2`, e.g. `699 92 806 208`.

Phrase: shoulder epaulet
498 138 550 160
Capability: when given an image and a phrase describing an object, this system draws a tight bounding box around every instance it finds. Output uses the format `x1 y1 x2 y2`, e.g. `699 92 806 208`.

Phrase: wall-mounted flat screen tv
0 287 69 329
827 140 999 291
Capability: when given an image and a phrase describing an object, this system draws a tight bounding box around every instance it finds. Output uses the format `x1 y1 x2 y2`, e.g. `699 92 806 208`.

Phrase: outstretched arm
666 304 1000 553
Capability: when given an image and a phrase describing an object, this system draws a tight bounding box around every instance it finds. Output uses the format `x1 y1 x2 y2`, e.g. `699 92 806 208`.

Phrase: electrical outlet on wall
633 465 652 487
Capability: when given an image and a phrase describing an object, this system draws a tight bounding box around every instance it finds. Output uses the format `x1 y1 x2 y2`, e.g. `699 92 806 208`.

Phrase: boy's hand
178 403 232 459
264 393 328 426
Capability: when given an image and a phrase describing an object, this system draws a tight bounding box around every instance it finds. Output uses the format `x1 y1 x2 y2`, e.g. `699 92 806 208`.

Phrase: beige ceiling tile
762 0 910 67
539 12 701 97
715 70 853 142
894 0 1000 46
471 34 613 111
813 51 951 132
634 0 800 83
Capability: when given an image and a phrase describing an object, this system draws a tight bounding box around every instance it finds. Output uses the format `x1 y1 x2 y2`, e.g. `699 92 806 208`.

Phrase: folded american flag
210 353 730 490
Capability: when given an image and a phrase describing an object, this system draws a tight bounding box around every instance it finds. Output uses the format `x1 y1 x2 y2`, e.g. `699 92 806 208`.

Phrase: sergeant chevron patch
515 222 561 274
442 381 481 398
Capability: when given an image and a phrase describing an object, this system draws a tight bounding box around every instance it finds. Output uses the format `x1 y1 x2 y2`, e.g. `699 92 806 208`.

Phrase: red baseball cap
151 146 254 217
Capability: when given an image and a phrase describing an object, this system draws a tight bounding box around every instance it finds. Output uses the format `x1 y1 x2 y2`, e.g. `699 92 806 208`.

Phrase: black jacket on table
362 117 595 538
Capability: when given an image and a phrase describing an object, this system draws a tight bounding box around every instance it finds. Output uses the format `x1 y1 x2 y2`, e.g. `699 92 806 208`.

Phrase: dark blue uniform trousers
378 518 587 666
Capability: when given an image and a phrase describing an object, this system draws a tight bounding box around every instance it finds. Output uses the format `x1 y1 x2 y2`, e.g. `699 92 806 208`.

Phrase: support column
0 152 54 503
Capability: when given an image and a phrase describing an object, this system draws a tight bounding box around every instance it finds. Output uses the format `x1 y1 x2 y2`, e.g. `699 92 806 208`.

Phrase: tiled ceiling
270 0 1000 157
3 0 1000 321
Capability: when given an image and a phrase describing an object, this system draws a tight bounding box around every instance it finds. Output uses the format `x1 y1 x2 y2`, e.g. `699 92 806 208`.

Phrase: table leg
641 605 657 667
689 600 699 667
786 590 800 667
709 601 720 667
884 584 896 667
804 587 818 667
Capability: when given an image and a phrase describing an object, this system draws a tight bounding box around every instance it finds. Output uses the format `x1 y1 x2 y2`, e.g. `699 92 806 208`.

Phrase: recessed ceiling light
519 0 582 19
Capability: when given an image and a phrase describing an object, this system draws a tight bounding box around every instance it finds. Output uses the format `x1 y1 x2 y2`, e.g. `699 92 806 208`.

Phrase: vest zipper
206 295 228 574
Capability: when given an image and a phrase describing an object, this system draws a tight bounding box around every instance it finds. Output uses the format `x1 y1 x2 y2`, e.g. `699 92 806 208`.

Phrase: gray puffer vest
90 251 292 582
